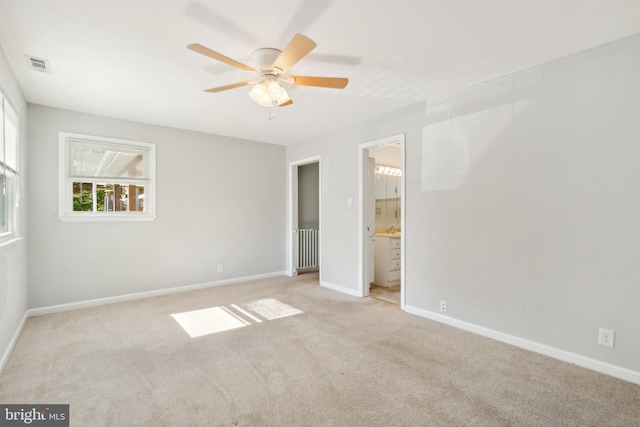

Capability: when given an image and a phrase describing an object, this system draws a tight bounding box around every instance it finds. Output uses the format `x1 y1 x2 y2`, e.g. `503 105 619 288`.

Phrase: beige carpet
1 273 639 426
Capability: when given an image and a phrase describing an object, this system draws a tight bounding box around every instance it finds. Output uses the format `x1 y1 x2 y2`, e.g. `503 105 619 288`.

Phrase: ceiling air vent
24 55 51 73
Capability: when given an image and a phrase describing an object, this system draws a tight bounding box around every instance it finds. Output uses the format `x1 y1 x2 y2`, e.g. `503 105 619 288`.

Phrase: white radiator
297 229 319 270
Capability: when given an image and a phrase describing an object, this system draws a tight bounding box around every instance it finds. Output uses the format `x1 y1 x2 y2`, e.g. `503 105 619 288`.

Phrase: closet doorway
289 156 321 280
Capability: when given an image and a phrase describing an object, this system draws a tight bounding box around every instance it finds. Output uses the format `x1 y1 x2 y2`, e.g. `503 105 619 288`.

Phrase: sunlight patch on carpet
241 298 303 320
171 298 303 338
171 306 249 337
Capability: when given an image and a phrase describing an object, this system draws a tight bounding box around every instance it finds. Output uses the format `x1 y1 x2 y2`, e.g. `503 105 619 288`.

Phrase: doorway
359 135 405 309
289 156 321 280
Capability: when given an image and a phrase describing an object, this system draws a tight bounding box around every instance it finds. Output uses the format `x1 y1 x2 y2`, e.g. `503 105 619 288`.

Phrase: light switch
347 198 353 208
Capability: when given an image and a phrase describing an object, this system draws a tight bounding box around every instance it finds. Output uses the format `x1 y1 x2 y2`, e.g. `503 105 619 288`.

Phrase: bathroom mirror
375 175 401 219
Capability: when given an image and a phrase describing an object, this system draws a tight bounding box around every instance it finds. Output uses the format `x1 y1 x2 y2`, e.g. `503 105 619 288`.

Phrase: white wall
27 105 286 308
286 34 640 377
0 45 28 371
288 128 372 290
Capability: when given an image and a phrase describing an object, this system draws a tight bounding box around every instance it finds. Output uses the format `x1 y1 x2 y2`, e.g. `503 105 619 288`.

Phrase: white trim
28 271 288 317
0 236 23 250
0 163 20 239
0 311 28 376
287 155 322 281
404 305 640 385
358 134 406 308
58 214 157 223
320 281 361 297
0 80 21 116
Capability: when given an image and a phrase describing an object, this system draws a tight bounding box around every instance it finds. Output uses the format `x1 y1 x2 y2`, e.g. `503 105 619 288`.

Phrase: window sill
0 236 23 250
58 214 157 223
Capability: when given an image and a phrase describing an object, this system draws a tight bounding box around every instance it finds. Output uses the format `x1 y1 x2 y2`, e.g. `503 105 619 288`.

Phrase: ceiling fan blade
279 99 293 107
204 81 253 93
287 75 349 89
188 43 257 74
271 34 317 73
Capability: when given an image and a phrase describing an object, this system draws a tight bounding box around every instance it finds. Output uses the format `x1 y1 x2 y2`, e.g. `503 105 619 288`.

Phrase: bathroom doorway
289 156 322 280
359 135 405 309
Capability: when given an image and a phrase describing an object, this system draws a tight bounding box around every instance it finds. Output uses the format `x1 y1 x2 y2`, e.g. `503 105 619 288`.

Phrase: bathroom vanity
373 234 401 287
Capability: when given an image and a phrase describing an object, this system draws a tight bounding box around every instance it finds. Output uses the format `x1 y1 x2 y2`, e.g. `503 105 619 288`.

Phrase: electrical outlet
440 300 447 312
217 264 224 273
598 328 614 348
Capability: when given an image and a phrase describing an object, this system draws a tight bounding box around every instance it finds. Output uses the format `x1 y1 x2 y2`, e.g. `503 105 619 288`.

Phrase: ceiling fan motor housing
251 48 283 75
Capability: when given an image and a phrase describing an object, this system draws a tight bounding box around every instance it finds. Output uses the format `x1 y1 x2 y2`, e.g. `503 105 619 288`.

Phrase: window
58 132 156 222
0 90 19 243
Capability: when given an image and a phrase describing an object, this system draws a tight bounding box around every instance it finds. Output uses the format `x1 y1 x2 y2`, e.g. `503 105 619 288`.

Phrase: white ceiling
1 1 640 145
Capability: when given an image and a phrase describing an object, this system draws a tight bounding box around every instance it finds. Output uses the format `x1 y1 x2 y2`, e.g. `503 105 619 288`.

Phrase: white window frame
0 89 20 246
58 132 157 222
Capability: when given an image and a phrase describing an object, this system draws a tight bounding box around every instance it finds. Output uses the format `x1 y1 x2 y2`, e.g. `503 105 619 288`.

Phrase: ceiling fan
187 34 348 108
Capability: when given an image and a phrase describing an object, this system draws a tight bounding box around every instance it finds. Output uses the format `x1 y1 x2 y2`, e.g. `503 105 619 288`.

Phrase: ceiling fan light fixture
248 81 270 106
267 80 284 100
248 79 290 107
273 85 291 105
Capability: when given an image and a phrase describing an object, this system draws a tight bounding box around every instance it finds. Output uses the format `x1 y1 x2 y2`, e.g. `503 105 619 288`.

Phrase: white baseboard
320 280 361 297
404 305 640 385
29 271 288 317
0 311 29 376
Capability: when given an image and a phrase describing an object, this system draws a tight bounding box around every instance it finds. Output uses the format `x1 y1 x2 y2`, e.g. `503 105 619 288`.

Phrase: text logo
0 405 69 426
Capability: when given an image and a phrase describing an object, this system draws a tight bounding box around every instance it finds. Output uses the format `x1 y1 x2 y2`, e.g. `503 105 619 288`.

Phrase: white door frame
288 155 322 280
358 134 406 309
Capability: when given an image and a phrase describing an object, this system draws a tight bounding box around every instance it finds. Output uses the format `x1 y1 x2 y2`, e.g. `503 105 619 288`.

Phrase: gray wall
27 105 286 308
0 45 28 369
286 34 640 374
297 162 319 229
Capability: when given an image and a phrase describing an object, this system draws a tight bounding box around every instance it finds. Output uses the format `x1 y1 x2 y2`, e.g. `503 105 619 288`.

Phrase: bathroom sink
374 232 401 238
